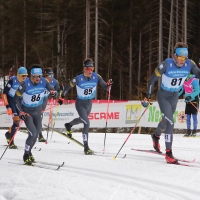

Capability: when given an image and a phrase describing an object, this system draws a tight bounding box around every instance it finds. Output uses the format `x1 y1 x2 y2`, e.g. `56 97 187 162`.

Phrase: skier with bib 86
14 65 58 165
58 58 113 155
179 74 199 137
141 42 200 164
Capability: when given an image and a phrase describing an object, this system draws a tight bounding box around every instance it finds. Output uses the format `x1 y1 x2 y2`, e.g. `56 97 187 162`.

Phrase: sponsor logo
89 112 119 120
7 84 11 88
125 104 142 124
178 111 186 123
159 64 163 69
148 106 178 123
44 111 74 117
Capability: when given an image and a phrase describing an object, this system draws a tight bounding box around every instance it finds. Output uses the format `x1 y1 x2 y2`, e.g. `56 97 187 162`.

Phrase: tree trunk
95 0 98 99
86 0 90 58
129 0 133 99
158 0 163 89
168 0 173 58
184 0 187 43
23 0 26 67
138 31 141 98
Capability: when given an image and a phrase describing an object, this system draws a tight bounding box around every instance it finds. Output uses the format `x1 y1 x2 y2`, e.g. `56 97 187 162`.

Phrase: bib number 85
84 88 93 95
31 94 41 102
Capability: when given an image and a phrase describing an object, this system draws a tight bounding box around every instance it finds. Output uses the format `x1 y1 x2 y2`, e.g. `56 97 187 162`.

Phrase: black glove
185 96 192 102
50 91 57 98
58 98 64 105
107 79 113 86
141 96 152 108
19 112 28 120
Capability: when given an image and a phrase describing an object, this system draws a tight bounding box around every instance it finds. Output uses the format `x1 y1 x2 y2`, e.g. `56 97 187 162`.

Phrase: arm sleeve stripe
15 91 22 97
155 68 161 77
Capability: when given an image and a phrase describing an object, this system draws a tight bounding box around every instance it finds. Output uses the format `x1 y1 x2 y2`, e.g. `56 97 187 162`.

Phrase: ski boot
23 153 32 165
84 142 94 155
65 123 72 138
5 131 11 144
165 149 178 164
38 133 46 142
9 141 18 149
191 130 196 137
184 129 191 137
151 133 161 152
29 152 36 163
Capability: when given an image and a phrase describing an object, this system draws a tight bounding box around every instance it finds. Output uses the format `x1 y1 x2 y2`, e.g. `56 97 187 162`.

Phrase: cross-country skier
58 58 112 155
14 64 58 165
142 42 200 164
2 67 28 149
179 74 199 137
38 67 60 142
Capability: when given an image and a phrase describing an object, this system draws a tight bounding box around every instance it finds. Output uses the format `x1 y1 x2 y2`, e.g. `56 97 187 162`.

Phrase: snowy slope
0 129 200 200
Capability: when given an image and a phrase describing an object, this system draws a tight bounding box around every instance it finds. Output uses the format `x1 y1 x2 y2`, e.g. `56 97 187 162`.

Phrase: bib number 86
31 94 41 102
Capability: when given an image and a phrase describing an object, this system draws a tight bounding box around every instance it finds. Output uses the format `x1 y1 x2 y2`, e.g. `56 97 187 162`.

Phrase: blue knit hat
17 67 28 75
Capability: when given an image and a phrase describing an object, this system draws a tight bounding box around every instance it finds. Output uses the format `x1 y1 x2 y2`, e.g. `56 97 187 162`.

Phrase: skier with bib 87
141 42 200 164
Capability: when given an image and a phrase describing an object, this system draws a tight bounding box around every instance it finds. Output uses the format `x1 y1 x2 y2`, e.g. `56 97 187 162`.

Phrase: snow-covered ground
0 129 200 200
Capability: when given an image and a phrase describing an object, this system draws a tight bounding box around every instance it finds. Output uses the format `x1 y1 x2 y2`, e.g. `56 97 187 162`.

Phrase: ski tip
38 148 41 151
123 154 126 158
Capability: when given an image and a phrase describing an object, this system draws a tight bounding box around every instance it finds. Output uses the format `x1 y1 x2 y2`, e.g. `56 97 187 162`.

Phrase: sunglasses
86 67 94 72
177 56 188 61
20 75 28 77
47 74 54 78
32 75 42 78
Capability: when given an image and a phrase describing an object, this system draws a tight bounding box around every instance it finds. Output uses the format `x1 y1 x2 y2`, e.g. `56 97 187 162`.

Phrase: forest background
0 0 200 101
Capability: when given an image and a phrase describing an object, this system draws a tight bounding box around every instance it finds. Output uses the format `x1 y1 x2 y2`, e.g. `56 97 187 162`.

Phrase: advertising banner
0 100 193 129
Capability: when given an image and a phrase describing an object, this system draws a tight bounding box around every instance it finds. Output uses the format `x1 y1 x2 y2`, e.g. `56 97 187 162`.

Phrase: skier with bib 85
58 58 113 155
141 42 200 164
179 74 199 137
2 67 28 149
14 64 58 165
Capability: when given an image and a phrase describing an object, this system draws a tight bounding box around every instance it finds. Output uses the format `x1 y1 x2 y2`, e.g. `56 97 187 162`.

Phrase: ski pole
0 120 24 160
45 98 53 144
103 87 111 153
113 103 151 160
42 104 59 113
190 102 200 112
50 105 59 140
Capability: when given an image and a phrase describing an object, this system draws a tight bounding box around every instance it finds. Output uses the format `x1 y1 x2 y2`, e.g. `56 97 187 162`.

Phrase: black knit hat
44 68 54 75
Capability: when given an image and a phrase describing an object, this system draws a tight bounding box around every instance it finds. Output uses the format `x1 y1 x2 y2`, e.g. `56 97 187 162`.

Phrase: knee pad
13 116 20 126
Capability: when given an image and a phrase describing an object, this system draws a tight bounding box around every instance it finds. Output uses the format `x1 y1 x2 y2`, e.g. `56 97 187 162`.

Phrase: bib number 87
31 94 41 102
171 78 183 86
